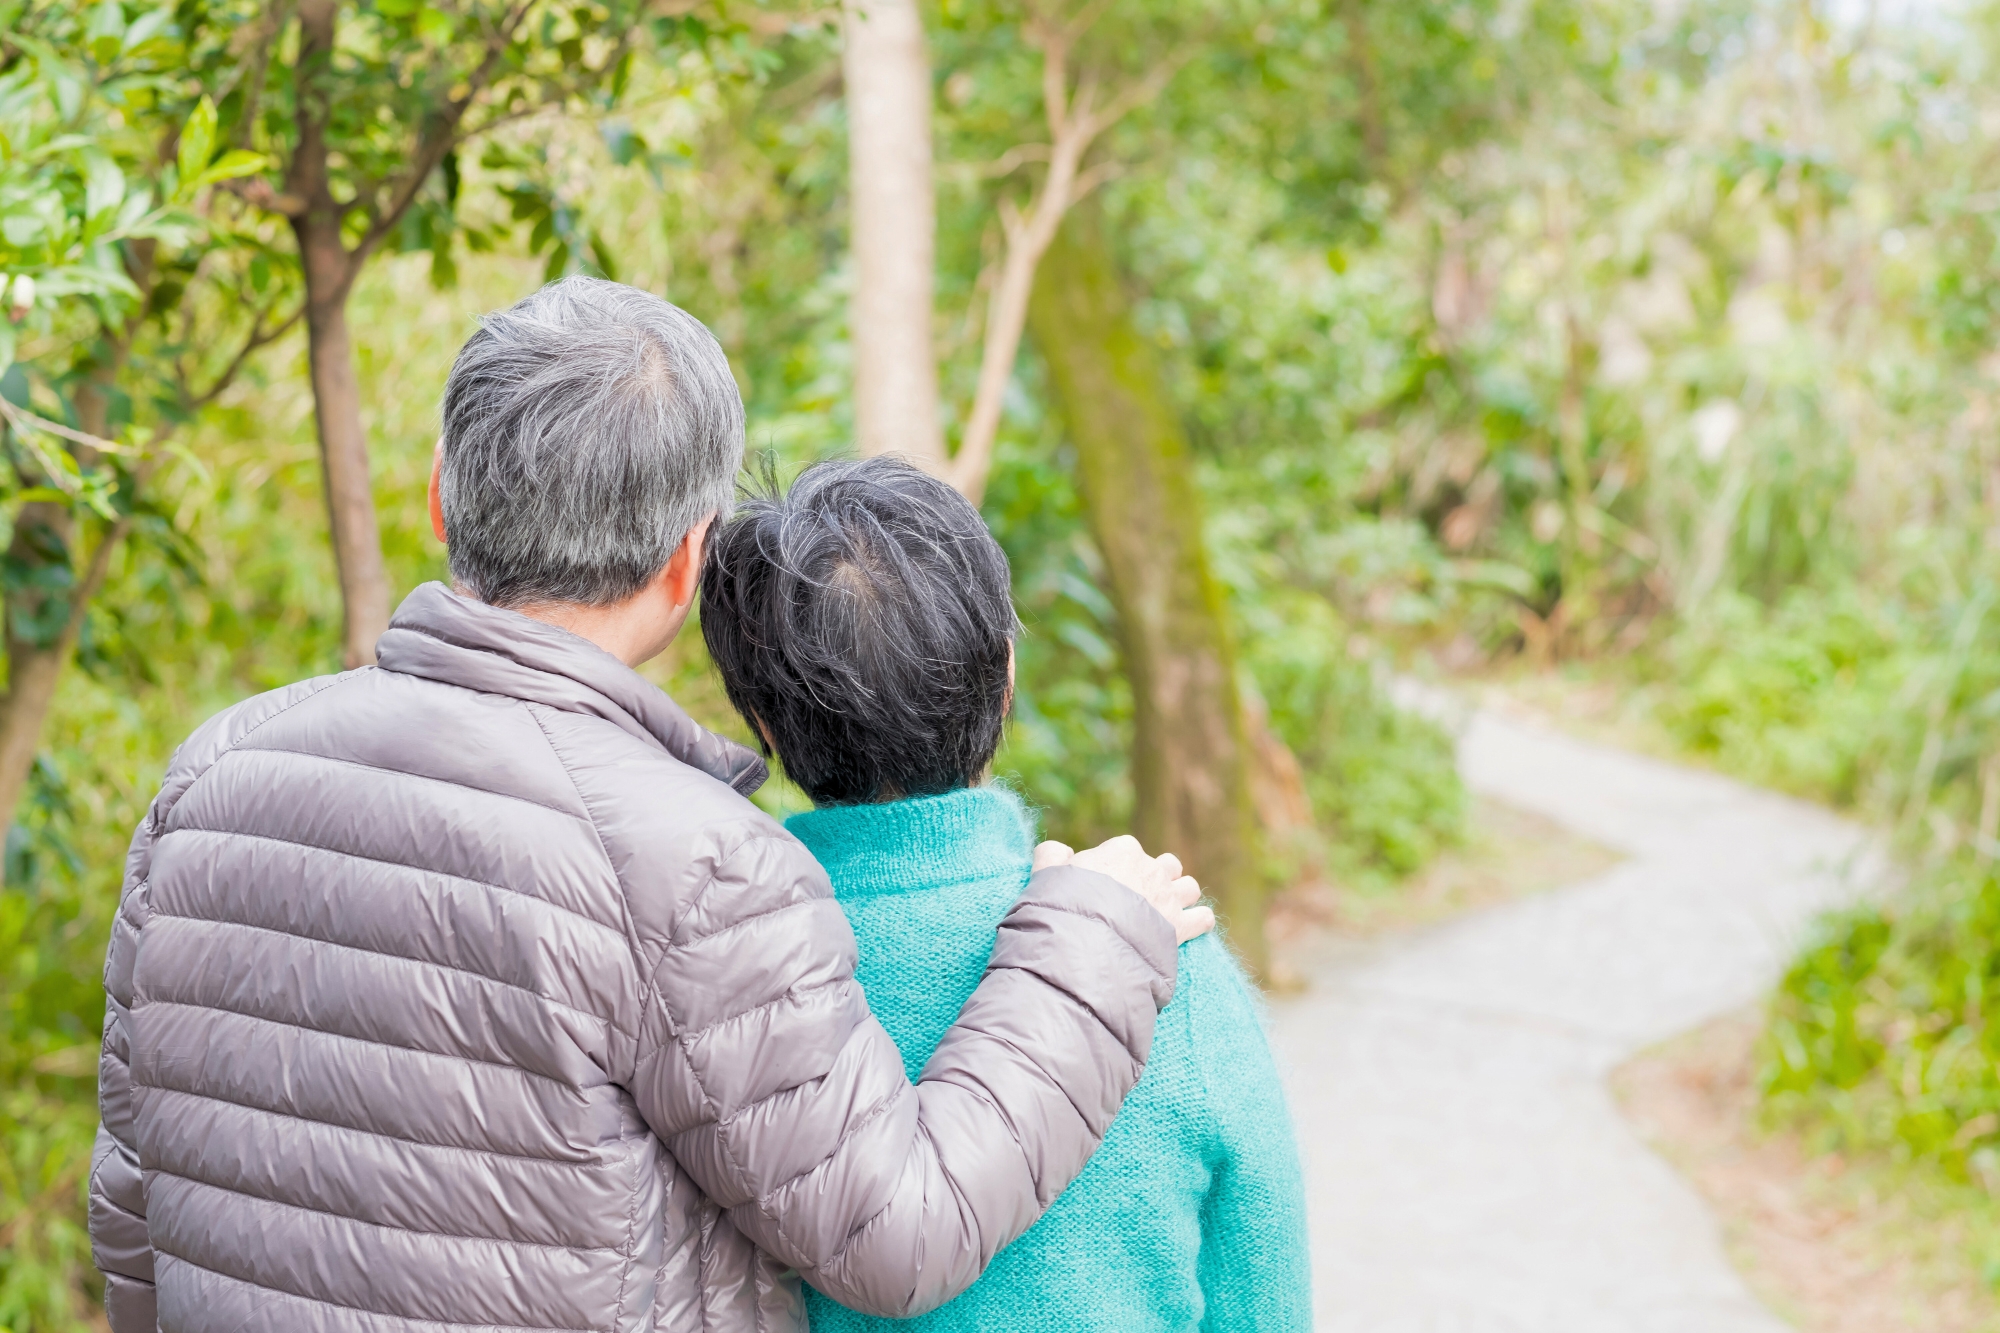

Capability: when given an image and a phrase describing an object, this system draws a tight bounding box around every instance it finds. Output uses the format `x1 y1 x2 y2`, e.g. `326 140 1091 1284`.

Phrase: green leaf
114 188 153 230
162 438 210 485
11 487 73 507
589 227 619 283
1449 559 1539 598
86 1 126 63
121 6 174 52
0 320 14 374
83 153 125 220
3 214 45 248
176 97 218 199
196 150 267 186
416 8 452 44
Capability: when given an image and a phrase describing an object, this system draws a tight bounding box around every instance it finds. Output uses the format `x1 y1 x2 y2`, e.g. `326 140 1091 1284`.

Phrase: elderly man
88 277 1210 1333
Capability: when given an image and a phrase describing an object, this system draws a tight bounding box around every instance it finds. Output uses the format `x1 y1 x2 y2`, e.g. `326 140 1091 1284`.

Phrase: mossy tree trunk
1028 202 1266 976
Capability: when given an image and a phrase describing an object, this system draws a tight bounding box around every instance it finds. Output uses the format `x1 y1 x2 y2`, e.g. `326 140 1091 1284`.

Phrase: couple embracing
88 277 1311 1332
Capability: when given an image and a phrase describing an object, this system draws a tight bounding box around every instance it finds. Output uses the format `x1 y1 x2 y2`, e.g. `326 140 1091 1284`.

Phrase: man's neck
474 587 687 667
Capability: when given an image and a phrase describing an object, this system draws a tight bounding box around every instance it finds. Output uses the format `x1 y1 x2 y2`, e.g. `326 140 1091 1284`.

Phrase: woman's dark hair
701 456 1020 806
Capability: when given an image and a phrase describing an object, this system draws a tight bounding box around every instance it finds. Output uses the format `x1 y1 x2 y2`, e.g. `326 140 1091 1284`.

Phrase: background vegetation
6 0 2000 1325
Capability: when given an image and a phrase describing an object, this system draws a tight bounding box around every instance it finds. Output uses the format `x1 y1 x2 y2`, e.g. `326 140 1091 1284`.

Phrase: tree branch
181 301 305 414
222 176 308 218
222 0 293 149
946 44 1190 502
0 399 137 457
940 142 1053 184
353 0 536 264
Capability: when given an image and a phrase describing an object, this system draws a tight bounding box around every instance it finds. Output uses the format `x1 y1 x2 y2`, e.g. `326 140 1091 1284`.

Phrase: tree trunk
843 0 947 472
1028 203 1265 976
0 502 77 841
293 0 392 667
0 375 114 840
299 260 392 667
1344 0 1387 176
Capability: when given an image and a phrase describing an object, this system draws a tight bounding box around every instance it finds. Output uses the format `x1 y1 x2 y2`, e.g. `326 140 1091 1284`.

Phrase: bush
1763 861 2000 1196
1246 590 1464 882
1654 589 1908 807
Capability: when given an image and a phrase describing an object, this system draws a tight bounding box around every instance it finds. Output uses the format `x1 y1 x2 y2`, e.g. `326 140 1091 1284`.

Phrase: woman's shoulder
1172 932 1288 1115
1176 931 1263 1016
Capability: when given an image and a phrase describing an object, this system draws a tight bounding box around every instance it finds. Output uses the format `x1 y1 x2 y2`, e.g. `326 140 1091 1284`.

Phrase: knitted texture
788 786 1311 1333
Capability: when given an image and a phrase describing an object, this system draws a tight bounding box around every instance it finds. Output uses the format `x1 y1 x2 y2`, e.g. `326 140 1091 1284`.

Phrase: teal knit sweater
788 786 1311 1333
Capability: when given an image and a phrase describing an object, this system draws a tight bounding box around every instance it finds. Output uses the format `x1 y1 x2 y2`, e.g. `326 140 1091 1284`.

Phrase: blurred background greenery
6 0 2000 1323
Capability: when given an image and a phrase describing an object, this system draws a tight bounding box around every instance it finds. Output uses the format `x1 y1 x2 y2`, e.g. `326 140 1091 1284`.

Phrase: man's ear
662 513 717 612
428 441 447 544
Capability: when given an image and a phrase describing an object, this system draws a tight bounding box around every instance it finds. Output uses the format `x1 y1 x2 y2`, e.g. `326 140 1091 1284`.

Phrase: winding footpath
1268 688 1886 1333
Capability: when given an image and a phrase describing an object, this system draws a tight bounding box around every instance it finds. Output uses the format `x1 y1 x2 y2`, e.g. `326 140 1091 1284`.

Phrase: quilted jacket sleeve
89 677 337 1332
90 787 165 1333
630 832 1177 1319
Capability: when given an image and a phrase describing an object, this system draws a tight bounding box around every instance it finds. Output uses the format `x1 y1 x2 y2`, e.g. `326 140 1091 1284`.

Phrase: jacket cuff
992 864 1179 1054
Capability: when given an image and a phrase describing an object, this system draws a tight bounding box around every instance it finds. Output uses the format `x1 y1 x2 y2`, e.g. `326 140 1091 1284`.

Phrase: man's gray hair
437 276 744 608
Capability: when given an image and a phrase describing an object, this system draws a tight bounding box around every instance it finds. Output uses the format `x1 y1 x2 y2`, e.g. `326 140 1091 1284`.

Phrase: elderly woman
701 456 1311 1332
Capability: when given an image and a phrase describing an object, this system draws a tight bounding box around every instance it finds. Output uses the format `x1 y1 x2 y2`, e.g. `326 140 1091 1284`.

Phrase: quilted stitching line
149 1165 623 1257
140 1083 611 1171
666 896 823 955
751 1083 902 1226
133 999 581 1093
233 744 598 826
149 1249 604 1333
145 911 632 1044
674 977 846 1066
1021 890 1175 989
168 675 348 823
156 826 628 941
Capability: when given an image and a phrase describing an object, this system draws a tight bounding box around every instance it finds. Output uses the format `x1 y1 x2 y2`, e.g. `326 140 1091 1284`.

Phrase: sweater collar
785 786 1036 899
374 581 767 796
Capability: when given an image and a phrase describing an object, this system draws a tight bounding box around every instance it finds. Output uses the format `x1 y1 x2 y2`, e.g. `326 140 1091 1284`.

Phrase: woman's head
701 456 1019 806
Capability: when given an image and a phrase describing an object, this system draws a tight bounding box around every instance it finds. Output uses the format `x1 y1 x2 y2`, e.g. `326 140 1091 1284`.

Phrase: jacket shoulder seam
170 675 349 826
522 700 663 1324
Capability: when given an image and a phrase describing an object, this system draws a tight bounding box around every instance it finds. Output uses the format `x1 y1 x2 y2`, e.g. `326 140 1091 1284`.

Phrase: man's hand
1033 836 1216 945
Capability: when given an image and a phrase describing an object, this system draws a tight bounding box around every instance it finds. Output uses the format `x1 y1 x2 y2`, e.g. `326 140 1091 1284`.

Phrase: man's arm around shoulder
626 825 1193 1318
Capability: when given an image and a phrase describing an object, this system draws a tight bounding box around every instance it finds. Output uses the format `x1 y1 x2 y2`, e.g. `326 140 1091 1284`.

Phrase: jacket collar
375 581 768 796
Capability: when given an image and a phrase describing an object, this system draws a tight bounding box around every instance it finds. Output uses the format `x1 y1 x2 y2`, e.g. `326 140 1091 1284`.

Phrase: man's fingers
1071 834 1150 883
1174 904 1217 945
1070 836 1211 945
1032 840 1076 872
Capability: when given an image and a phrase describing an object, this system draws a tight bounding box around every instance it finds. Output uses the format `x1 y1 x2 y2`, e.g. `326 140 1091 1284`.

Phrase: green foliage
1764 865 2000 1208
1653 588 1907 807
1245 590 1462 880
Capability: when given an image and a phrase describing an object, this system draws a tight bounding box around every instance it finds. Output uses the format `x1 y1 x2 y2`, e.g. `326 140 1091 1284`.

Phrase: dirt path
1267 689 1884 1332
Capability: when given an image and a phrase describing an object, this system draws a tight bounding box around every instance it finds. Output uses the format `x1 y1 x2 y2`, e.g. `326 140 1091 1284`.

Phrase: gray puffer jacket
89 582 1177 1333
